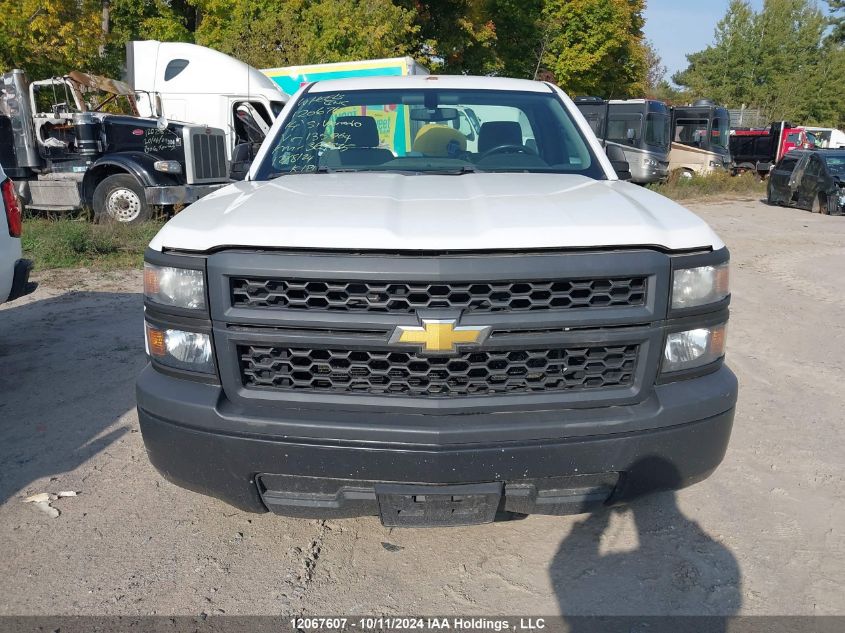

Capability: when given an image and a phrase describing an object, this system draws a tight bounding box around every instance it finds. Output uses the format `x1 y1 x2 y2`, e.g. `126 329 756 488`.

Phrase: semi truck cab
0 69 230 224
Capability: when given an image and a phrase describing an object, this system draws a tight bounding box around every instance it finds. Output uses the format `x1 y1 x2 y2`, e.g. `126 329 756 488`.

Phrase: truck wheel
93 174 151 225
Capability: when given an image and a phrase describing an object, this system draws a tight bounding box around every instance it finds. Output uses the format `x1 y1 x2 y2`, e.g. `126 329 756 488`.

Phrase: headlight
145 322 215 374
671 262 729 309
144 263 205 310
153 160 182 174
642 157 657 168
662 323 727 373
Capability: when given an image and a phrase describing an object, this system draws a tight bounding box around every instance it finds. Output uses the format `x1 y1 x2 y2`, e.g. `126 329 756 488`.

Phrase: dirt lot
1 197 843 617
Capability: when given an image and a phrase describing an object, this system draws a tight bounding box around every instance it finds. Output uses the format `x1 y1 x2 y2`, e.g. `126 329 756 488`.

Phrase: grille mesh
230 277 647 313
238 344 639 397
190 130 227 182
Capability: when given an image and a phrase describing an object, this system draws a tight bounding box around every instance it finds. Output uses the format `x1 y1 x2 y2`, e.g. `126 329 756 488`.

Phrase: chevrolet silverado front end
137 76 737 527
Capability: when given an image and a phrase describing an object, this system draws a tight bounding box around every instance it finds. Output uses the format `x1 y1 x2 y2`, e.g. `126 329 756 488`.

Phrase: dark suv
767 149 845 215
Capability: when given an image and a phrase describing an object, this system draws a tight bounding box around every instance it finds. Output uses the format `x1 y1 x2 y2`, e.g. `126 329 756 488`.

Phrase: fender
82 152 182 204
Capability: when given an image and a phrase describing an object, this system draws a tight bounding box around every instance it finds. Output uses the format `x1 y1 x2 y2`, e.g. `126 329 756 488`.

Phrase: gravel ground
0 197 843 617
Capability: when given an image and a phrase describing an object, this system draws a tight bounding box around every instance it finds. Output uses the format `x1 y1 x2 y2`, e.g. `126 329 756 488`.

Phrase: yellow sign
390 319 491 354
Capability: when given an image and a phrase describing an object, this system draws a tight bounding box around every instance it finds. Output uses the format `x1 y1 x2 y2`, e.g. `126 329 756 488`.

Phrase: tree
672 0 758 107
393 0 499 74
537 0 648 97
98 0 195 76
487 0 544 78
828 0 845 44
0 0 105 78
673 0 842 126
192 0 417 69
643 39 665 95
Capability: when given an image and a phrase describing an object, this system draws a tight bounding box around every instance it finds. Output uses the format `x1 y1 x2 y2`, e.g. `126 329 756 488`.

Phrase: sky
643 0 766 83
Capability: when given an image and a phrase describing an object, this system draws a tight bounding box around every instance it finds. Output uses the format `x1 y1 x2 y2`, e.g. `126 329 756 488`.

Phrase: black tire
93 174 151 225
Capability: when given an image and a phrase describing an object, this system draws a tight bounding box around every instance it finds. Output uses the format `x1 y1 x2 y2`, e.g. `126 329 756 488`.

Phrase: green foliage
192 0 417 68
538 0 648 97
0 0 105 78
828 0 845 44
98 0 194 76
488 0 544 78
391 0 500 74
674 0 845 127
22 218 163 270
0 0 652 103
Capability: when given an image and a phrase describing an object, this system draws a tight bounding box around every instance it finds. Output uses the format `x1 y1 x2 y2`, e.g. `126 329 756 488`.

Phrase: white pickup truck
137 76 737 527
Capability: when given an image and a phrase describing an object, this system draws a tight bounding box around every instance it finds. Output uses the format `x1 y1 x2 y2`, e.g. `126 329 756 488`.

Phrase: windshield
645 113 670 149
674 116 729 151
674 118 709 147
711 116 729 149
606 114 642 146
254 88 603 180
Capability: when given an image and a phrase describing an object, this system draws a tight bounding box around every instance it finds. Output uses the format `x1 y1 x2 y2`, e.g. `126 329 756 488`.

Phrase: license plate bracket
375 482 503 527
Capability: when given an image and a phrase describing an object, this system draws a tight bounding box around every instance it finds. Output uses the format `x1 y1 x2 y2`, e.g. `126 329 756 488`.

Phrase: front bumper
7 259 37 302
137 364 737 520
144 183 228 206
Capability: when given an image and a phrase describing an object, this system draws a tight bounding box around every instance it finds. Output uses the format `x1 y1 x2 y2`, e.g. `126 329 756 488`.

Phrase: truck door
232 102 271 144
796 156 822 210
787 153 810 204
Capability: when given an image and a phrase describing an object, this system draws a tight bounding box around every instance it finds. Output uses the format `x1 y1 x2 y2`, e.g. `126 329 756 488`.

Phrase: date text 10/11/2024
289 617 548 631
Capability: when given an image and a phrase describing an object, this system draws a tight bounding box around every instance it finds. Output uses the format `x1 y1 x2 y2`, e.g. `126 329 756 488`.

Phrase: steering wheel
479 144 538 159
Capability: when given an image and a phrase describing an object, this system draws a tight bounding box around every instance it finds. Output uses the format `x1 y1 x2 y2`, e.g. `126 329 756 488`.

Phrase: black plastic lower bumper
8 259 36 301
137 365 737 522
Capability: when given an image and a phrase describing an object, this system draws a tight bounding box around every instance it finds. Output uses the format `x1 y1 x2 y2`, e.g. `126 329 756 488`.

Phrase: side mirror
606 144 632 181
230 142 258 181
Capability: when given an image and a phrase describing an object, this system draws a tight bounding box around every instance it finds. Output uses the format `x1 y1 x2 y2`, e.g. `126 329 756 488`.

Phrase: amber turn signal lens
710 323 727 357
143 265 160 296
146 324 166 357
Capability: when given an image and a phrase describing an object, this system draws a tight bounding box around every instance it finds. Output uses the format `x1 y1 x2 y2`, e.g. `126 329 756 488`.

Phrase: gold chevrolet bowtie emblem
390 318 491 354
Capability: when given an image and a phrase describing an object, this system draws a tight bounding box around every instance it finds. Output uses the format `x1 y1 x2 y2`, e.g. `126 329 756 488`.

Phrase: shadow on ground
550 458 742 625
0 291 144 505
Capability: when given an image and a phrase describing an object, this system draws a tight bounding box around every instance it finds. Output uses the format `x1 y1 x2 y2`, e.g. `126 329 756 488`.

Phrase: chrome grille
188 129 227 183
238 344 639 397
230 277 647 313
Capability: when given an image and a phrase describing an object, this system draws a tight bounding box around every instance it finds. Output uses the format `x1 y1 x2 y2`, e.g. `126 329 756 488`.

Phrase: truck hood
150 173 724 252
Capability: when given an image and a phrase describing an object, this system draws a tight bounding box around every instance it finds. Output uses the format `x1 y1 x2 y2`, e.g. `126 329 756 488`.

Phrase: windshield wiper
422 165 482 175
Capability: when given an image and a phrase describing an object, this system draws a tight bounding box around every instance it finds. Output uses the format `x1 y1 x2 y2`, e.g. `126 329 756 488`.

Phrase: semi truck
0 69 229 224
574 97 671 184
669 100 733 177
128 41 288 160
